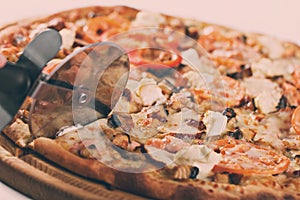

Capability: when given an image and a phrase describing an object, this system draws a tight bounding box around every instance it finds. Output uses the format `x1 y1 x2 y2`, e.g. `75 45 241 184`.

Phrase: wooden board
0 133 148 200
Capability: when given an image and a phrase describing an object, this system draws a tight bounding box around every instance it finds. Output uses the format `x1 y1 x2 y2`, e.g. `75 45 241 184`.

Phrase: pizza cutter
0 29 62 131
0 29 130 138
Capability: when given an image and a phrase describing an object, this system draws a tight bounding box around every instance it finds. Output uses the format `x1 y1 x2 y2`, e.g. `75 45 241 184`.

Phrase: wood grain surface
0 133 148 200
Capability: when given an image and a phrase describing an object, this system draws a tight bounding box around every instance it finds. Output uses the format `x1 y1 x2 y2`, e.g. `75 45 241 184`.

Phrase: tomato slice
212 139 290 175
292 105 300 135
128 49 182 68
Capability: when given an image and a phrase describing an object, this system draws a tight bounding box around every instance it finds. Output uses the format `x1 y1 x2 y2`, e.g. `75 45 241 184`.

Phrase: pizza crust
2 118 33 148
30 137 299 200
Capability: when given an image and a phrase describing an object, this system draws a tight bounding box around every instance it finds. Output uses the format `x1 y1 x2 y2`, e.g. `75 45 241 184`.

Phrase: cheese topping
252 58 295 81
242 77 282 114
175 145 221 179
131 11 166 28
181 48 216 75
136 78 167 106
183 70 214 89
59 28 76 50
203 110 227 137
146 144 221 179
257 36 284 59
163 107 201 135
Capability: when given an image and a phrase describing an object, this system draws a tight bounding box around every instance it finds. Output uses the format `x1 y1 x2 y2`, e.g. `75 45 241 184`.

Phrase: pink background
0 0 299 44
0 0 299 199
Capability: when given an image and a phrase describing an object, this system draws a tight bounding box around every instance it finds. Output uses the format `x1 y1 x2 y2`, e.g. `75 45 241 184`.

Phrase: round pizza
1 5 300 200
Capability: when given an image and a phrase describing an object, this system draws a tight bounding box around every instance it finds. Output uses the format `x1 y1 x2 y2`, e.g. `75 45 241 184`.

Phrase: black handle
0 62 31 96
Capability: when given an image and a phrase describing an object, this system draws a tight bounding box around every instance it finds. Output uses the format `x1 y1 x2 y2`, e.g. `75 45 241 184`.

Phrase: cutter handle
0 62 31 96
0 62 32 131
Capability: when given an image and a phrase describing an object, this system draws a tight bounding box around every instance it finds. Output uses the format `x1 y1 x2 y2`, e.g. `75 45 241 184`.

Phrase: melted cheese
59 28 76 50
175 145 221 179
136 78 166 106
163 108 200 135
131 11 166 28
146 144 221 179
145 145 176 166
252 58 295 81
257 36 284 59
183 70 214 89
181 48 216 75
203 110 227 137
242 77 282 114
130 105 167 141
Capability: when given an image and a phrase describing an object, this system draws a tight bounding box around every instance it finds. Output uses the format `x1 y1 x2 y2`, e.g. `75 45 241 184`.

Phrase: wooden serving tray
0 133 148 200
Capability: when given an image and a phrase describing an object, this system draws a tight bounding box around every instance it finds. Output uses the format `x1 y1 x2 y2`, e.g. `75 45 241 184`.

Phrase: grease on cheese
242 77 282 114
203 110 227 137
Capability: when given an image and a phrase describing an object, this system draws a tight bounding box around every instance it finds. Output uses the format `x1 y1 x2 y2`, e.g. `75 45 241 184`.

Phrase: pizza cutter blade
0 29 62 131
29 42 130 138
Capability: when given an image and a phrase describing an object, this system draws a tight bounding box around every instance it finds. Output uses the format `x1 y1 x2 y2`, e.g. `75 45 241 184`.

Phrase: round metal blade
75 28 225 173
29 42 129 138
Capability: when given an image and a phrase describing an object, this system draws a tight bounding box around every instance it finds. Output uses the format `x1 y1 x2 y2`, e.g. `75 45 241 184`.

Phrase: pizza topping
136 78 167 106
183 70 214 90
251 58 295 80
219 76 246 107
48 17 66 31
112 133 141 152
226 64 253 80
167 90 198 112
185 25 199 39
146 140 221 179
282 82 300 106
242 77 282 114
172 165 199 180
227 128 243 140
292 105 300 135
131 11 166 28
12 33 28 47
145 145 176 165
175 145 222 179
163 108 201 135
180 48 216 75
276 95 288 110
203 110 227 138
212 139 290 175
222 108 237 121
125 105 167 141
128 49 182 68
146 135 189 153
83 16 124 43
59 28 76 50
257 36 285 59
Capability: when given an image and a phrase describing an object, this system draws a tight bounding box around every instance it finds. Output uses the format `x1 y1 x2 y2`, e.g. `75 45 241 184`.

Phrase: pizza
1 5 300 200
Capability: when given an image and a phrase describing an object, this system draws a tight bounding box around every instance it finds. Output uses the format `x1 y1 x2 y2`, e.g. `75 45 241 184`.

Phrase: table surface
0 0 299 199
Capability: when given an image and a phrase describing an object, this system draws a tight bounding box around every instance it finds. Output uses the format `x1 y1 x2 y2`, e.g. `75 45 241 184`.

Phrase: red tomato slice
212 139 290 175
292 105 300 135
128 49 182 68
